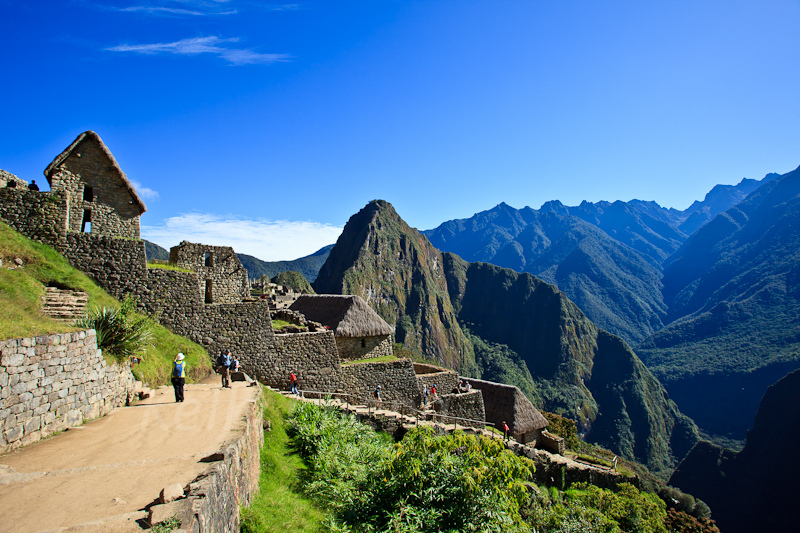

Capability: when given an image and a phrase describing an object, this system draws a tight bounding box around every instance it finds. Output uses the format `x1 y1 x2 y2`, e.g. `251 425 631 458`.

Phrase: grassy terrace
0 221 211 386
240 389 327 532
341 354 400 365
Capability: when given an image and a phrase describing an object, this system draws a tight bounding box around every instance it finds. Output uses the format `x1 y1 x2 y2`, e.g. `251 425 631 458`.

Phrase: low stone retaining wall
340 358 421 407
0 329 136 453
147 386 264 533
433 390 486 428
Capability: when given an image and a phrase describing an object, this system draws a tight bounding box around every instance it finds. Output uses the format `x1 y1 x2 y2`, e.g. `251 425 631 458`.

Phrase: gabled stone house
169 241 250 304
45 131 146 239
289 295 394 361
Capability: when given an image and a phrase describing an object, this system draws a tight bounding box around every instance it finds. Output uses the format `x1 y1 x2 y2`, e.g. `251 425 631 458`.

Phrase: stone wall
266 331 341 392
414 364 459 396
340 358 421 407
48 137 142 238
170 242 250 304
0 189 67 245
432 390 486 428
0 330 136 453
63 233 148 298
336 334 392 361
147 387 264 533
0 169 28 188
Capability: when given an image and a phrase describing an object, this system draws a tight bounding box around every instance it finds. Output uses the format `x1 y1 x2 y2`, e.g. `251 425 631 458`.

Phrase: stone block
160 483 184 504
1 351 24 367
148 498 194 529
4 424 23 443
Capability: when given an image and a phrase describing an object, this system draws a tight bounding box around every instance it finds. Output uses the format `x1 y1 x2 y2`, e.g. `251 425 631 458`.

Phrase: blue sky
1 1 799 260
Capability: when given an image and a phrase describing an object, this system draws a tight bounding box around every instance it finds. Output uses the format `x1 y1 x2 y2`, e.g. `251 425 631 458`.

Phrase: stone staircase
40 286 89 323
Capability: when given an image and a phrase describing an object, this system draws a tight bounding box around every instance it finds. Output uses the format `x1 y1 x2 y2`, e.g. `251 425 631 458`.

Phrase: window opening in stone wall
361 338 366 348
83 186 94 202
81 209 91 233
205 280 213 304
204 252 213 267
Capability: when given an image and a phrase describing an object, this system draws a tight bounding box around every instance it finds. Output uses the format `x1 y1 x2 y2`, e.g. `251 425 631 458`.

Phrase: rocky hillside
424 202 667 345
669 368 800 533
313 200 477 374
638 165 800 439
314 200 698 473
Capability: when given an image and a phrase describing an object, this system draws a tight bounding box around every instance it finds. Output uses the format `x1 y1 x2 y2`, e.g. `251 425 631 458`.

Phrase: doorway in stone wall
205 280 213 304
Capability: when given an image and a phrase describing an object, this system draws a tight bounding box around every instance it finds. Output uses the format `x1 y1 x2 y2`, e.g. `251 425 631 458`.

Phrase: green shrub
76 295 154 363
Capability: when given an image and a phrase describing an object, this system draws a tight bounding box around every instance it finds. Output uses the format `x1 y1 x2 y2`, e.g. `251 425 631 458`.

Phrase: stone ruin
0 130 558 454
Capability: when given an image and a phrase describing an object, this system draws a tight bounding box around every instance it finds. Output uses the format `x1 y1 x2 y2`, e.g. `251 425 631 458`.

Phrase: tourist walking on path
502 421 510 441
172 353 186 402
218 350 232 388
374 385 382 402
423 384 429 405
289 371 299 395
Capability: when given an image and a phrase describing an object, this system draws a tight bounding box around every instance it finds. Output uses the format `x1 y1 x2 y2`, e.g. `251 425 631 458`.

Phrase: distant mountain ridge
423 172 779 347
238 245 333 282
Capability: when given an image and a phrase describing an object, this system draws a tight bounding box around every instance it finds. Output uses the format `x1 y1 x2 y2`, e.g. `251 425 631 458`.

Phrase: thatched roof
289 294 394 337
44 131 147 214
462 377 548 433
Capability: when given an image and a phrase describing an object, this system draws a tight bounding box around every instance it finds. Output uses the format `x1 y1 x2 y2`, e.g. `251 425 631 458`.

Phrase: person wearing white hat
172 353 186 402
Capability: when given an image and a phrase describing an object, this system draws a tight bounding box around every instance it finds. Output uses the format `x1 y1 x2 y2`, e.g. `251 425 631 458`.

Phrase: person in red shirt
289 372 298 395
502 421 510 440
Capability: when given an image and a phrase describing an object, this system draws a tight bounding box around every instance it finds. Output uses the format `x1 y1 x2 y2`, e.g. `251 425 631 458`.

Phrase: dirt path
0 376 258 533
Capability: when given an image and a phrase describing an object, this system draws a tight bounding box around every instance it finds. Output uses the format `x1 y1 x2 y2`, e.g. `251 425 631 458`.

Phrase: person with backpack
218 350 232 388
289 371 298 395
374 385 382 402
172 353 186 403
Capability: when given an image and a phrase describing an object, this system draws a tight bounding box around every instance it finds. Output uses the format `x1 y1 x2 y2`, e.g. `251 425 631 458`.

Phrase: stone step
40 286 90 323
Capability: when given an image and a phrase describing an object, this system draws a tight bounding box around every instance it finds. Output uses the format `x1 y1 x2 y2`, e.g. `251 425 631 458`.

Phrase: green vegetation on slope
0 221 211 386
270 270 315 293
240 390 328 533
251 395 714 533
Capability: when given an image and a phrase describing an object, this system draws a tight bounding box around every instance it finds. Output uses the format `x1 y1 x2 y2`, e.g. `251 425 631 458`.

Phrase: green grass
0 220 212 386
146 261 193 273
240 389 328 533
341 354 400 365
271 318 308 332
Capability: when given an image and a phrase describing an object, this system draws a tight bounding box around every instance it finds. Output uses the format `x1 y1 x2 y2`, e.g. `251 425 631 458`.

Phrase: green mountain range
637 165 800 439
313 199 697 474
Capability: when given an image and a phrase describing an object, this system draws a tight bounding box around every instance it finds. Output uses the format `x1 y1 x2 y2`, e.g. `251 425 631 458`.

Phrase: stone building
462 377 549 445
289 295 394 361
169 241 250 304
44 131 146 239
0 169 28 189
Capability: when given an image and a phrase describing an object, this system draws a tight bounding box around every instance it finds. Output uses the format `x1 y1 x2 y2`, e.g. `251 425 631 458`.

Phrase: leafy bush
288 402 535 532
543 411 581 450
76 295 153 363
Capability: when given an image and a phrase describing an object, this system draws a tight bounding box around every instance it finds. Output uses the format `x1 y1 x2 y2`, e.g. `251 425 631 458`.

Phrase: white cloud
141 213 342 261
130 180 159 200
267 4 300 10
106 36 290 65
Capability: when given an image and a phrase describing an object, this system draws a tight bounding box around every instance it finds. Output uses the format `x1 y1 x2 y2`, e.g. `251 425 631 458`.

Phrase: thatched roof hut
289 295 394 337
462 377 548 437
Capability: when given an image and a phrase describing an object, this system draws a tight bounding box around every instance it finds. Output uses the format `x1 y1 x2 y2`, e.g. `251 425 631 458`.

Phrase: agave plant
76 296 154 362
